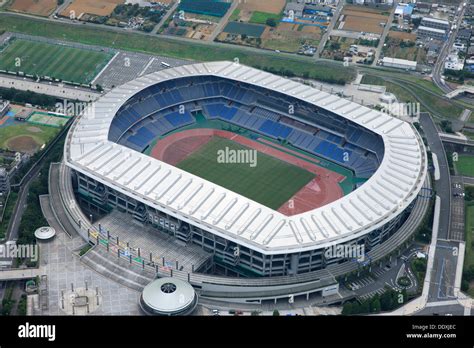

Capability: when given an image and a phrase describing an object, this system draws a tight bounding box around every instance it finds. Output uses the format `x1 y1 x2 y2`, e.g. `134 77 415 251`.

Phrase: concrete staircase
80 247 155 292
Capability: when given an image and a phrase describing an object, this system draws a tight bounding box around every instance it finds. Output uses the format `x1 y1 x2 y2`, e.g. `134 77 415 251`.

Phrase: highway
415 113 469 315
419 113 451 240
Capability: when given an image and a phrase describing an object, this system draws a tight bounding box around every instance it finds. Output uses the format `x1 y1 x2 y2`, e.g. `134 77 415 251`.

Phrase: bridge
0 268 42 281
445 85 474 99
439 133 474 147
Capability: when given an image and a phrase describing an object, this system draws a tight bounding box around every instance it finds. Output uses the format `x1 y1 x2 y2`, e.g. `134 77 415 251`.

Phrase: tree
266 18 277 27
465 186 474 202
342 302 353 315
461 279 469 292
370 295 381 313
272 309 280 316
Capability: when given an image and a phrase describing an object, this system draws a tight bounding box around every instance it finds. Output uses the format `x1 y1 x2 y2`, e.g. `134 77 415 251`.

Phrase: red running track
150 129 345 216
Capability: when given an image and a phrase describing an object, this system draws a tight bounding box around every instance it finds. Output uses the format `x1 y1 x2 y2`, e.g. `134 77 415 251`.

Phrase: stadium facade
64 61 427 278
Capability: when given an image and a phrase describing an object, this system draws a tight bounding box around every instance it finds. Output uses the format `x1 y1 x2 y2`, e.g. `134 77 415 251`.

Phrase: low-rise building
382 57 417 70
0 167 9 195
417 25 447 41
457 28 472 42
445 53 464 71
420 17 450 31
415 2 431 14
0 99 10 117
284 2 305 17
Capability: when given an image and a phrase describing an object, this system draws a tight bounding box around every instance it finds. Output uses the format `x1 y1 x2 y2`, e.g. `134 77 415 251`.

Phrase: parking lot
451 177 466 241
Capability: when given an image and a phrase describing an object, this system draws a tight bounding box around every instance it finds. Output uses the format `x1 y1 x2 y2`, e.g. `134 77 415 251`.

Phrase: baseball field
0 39 113 84
0 123 59 154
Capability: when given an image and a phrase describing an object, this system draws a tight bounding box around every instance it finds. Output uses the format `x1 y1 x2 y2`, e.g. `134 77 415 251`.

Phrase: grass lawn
0 14 355 85
176 137 315 209
0 123 59 151
249 11 281 25
455 155 474 177
0 39 112 84
464 205 474 297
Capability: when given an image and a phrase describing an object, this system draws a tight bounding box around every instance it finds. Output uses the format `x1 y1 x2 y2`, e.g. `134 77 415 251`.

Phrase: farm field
0 123 59 154
60 0 124 18
249 11 281 25
237 0 286 14
340 6 389 35
388 30 417 41
8 0 57 17
176 137 316 210
260 22 322 53
0 39 113 84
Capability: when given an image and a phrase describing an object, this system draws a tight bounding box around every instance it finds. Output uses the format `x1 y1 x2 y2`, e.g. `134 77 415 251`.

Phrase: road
0 75 100 101
414 113 469 315
431 3 467 95
420 113 451 240
6 170 39 241
151 0 179 35
371 2 396 66
462 176 474 186
315 0 345 59
51 0 73 18
209 0 239 42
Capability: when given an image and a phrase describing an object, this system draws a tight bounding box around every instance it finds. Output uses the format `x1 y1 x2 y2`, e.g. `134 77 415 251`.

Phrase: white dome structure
34 226 56 240
139 277 198 316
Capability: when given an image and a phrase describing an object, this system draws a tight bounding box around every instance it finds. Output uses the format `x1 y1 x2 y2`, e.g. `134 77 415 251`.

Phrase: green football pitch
176 137 316 210
0 39 112 84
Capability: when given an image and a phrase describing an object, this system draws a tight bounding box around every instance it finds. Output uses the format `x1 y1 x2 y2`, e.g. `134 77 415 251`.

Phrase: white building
382 57 417 70
417 25 447 41
0 167 9 195
420 17 450 31
0 99 10 118
445 53 464 71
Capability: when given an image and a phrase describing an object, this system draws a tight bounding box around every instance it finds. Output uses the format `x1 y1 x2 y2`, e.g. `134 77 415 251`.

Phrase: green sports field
176 137 316 210
28 112 70 128
0 123 59 153
0 39 113 84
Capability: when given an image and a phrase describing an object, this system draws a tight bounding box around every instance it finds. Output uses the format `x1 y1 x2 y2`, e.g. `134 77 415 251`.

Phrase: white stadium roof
65 61 427 254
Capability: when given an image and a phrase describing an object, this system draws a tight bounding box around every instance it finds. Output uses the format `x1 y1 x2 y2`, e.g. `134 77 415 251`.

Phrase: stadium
62 61 428 302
